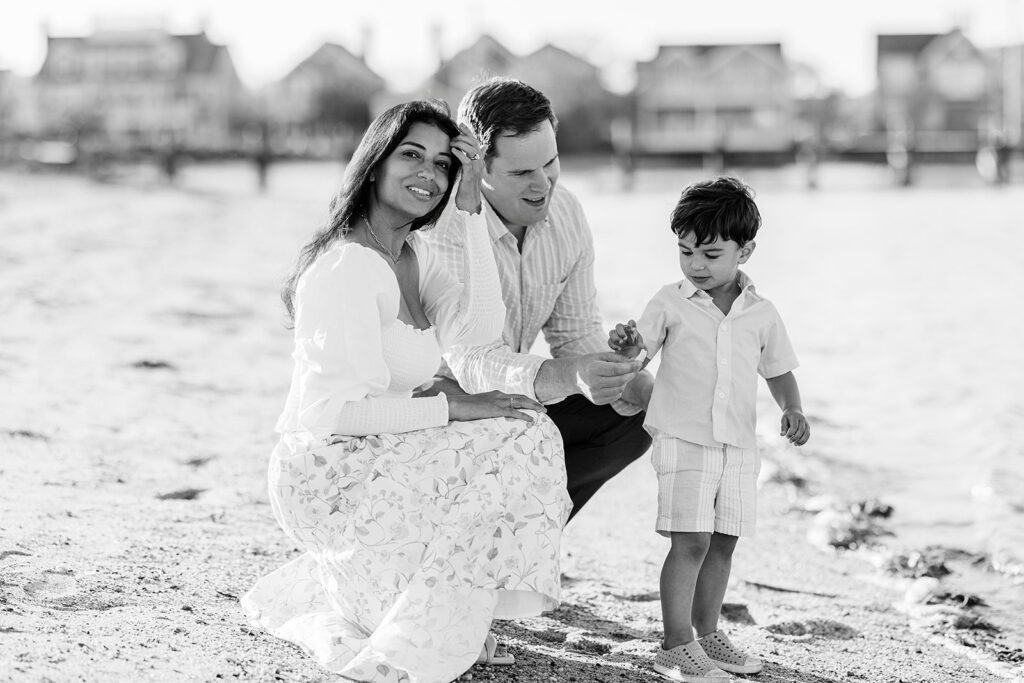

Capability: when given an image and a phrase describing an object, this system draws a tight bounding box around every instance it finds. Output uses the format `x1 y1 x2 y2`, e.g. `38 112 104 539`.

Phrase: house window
715 107 754 128
945 102 981 131
932 61 987 100
658 108 696 130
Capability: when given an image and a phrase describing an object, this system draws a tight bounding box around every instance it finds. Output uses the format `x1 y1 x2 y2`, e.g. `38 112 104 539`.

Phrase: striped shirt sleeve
541 194 608 359
426 202 546 399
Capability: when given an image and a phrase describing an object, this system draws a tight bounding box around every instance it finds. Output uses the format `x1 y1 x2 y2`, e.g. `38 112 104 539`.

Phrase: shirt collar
677 270 759 303
483 196 550 244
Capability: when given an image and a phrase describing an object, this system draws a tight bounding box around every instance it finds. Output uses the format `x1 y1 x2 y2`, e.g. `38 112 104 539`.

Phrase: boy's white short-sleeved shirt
637 270 798 449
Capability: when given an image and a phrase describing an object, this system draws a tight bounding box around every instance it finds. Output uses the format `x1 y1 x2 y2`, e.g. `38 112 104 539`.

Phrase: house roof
36 30 234 80
176 33 224 74
517 43 602 80
647 43 783 62
524 43 592 65
637 42 788 83
429 34 516 88
877 34 940 57
280 42 384 88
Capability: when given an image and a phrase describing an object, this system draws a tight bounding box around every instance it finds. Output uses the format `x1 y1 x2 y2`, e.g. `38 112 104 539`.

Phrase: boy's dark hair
670 176 761 245
457 77 558 163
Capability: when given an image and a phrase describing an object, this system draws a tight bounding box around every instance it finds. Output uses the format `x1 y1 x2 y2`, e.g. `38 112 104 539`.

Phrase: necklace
362 214 401 264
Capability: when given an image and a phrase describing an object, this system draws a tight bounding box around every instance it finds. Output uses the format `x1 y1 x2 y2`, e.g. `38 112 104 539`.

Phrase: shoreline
0 170 1020 681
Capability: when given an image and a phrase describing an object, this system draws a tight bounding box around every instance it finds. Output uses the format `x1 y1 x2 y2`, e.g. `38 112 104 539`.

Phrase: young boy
609 176 809 682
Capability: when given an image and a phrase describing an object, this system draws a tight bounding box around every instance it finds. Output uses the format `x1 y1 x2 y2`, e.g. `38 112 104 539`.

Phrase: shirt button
720 359 728 365
718 391 726 398
721 324 729 331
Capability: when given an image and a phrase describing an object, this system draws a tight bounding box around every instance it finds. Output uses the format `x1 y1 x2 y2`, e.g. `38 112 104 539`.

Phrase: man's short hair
670 176 761 245
457 77 558 161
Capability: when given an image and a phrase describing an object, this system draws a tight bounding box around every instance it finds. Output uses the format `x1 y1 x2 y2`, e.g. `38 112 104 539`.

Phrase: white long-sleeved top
275 206 504 448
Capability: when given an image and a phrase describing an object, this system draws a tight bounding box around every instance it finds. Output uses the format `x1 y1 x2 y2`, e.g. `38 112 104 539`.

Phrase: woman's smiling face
373 122 455 222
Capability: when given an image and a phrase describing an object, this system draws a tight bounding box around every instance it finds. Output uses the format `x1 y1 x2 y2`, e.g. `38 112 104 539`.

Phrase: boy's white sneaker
653 639 734 682
697 630 763 675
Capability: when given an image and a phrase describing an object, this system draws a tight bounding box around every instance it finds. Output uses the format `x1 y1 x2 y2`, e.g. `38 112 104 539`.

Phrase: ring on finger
508 396 513 409
469 152 480 161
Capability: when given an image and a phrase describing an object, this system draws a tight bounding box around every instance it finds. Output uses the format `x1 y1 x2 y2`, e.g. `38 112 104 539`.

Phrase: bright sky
1 0 1021 95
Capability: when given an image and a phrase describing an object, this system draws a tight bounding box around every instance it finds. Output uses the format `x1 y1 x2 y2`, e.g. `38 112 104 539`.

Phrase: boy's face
677 232 755 296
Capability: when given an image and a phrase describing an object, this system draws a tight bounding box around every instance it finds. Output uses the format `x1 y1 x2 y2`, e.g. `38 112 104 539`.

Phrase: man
421 77 653 521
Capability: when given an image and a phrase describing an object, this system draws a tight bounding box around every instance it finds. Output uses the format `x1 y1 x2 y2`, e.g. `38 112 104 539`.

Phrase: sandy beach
1 167 1021 682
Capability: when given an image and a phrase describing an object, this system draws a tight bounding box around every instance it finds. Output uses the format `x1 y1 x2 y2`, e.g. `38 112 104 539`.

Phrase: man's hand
619 370 654 412
574 352 642 405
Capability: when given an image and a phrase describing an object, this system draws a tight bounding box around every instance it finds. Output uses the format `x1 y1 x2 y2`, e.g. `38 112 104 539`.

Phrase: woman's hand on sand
608 320 646 360
780 409 810 446
447 391 545 423
451 124 484 214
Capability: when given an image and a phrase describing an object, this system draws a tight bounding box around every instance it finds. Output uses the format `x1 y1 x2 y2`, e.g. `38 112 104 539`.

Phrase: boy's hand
608 320 645 360
780 409 810 446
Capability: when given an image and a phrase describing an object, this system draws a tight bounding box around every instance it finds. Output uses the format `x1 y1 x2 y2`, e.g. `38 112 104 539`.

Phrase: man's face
481 120 560 230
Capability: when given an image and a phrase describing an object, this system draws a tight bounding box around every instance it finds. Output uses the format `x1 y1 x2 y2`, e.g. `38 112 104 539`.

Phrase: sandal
653 640 733 682
698 630 763 675
475 632 515 666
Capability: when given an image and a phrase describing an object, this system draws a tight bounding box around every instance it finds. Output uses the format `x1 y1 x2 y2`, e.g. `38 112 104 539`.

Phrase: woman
241 101 571 683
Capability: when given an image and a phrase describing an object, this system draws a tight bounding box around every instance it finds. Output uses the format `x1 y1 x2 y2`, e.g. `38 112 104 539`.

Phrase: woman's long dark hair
281 100 462 322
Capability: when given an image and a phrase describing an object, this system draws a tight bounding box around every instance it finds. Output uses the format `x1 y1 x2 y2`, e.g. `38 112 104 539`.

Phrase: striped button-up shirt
424 184 637 413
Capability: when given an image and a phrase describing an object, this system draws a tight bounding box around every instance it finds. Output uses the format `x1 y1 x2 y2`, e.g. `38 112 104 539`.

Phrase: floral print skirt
241 413 571 683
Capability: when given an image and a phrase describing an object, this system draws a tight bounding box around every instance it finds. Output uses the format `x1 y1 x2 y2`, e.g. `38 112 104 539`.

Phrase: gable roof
36 30 235 81
918 29 985 65
517 43 602 81
522 43 594 67
638 42 786 81
877 34 940 57
430 34 516 88
280 42 384 88
176 33 224 74
648 42 783 62
705 43 787 74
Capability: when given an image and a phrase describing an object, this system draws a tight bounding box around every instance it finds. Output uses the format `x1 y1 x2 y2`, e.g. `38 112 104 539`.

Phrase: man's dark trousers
544 395 652 522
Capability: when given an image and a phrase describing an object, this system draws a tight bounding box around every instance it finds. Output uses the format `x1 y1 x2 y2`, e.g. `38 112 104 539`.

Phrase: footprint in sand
11 569 123 611
764 619 859 640
23 569 77 599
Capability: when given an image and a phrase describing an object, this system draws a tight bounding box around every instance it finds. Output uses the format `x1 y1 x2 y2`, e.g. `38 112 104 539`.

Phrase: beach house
986 43 1024 147
263 42 385 157
397 34 617 153
33 26 244 152
876 30 999 154
632 43 797 158
0 70 35 136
